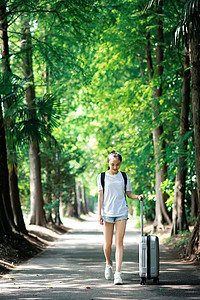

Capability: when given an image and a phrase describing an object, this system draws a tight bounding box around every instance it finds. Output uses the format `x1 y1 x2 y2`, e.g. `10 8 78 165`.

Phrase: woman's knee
115 238 123 249
104 241 112 250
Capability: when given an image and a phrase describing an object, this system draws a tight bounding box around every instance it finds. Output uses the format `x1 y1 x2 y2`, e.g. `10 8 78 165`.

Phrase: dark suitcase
139 199 159 285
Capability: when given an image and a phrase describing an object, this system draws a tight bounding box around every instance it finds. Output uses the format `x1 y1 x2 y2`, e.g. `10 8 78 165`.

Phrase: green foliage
161 178 175 211
1 0 197 223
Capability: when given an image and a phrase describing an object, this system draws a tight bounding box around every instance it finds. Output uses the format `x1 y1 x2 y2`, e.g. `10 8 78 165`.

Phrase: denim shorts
103 215 128 223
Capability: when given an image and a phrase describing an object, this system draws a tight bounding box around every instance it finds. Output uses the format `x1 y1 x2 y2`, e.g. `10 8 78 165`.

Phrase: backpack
100 171 127 194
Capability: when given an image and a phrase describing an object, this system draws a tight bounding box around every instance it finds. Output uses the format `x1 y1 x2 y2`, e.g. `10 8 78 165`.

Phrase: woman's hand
138 194 145 201
126 191 145 201
99 215 104 225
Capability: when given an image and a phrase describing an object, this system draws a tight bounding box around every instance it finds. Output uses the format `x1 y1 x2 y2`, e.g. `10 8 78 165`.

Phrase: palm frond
173 0 200 47
146 0 162 10
15 118 43 143
184 0 200 19
0 73 28 105
2 76 61 145
173 21 189 48
35 93 62 129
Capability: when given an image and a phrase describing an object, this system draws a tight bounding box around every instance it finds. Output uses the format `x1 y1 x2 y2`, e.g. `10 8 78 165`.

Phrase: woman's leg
115 219 127 272
104 222 114 264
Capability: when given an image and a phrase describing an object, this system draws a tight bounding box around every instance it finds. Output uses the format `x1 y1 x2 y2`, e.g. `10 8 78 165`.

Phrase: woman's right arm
98 190 104 225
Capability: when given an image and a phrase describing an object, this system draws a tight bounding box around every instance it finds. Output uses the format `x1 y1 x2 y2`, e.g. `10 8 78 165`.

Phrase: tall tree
172 45 190 235
21 18 45 226
0 0 29 235
1 0 27 234
173 0 200 256
0 101 13 237
186 1 200 256
145 1 172 230
0 1 13 236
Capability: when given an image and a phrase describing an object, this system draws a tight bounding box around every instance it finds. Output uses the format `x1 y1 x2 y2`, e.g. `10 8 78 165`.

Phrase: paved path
0 215 199 299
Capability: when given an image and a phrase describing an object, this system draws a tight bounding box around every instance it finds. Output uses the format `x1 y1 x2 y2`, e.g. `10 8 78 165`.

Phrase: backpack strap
100 172 105 194
121 171 127 192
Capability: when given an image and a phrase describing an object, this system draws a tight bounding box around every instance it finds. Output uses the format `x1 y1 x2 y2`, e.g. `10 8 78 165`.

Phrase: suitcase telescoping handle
139 196 143 237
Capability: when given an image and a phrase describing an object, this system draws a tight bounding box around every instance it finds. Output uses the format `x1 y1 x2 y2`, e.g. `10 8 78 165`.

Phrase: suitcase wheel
153 277 159 285
140 277 146 285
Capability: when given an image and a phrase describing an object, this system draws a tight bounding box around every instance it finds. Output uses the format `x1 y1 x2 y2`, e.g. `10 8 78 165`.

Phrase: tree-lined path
0 216 199 300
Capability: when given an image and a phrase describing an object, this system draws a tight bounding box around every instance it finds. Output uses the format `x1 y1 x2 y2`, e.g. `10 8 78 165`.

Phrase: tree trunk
9 165 27 234
190 189 198 221
171 46 190 235
0 2 11 74
75 179 81 218
0 103 13 237
0 3 16 235
81 185 88 215
186 30 200 256
67 177 79 218
21 19 45 226
29 141 45 225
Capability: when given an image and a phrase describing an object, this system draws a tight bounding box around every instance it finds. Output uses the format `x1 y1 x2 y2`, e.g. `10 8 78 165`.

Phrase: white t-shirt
97 171 132 217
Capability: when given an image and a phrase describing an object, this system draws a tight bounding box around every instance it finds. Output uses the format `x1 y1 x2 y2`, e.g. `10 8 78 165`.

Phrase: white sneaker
114 272 123 285
105 262 112 280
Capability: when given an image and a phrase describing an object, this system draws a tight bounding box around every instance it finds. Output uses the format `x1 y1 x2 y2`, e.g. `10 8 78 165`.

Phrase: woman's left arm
126 191 145 201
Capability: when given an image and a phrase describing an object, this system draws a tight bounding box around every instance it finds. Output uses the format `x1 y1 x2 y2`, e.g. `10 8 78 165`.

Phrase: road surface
0 215 199 299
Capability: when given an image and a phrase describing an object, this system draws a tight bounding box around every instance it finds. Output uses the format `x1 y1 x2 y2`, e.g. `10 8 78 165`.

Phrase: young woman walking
97 151 145 285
